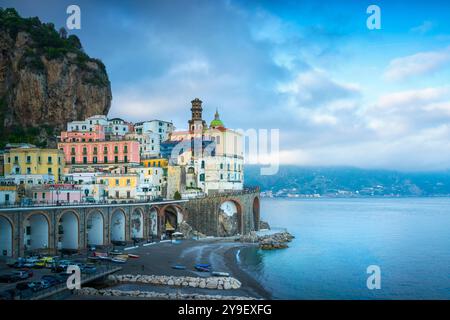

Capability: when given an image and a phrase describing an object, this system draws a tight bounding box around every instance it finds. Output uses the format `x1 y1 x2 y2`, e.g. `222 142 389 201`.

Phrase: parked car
27 281 44 292
7 261 26 269
41 275 62 286
81 264 97 274
12 270 33 280
0 274 21 283
40 280 52 289
16 282 33 291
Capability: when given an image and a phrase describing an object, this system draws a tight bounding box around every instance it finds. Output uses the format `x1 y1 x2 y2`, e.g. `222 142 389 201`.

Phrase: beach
69 238 271 300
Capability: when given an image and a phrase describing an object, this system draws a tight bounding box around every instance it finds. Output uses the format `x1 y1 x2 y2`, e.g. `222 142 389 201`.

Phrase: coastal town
0 98 244 208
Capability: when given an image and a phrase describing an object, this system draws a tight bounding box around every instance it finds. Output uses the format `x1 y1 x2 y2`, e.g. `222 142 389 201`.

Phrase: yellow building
3 148 65 183
141 158 168 169
96 173 139 200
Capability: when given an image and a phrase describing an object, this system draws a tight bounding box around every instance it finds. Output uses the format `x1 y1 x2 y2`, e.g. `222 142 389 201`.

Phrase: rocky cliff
0 8 112 147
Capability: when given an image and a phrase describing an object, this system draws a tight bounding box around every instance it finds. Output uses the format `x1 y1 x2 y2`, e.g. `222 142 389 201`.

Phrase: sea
238 197 450 299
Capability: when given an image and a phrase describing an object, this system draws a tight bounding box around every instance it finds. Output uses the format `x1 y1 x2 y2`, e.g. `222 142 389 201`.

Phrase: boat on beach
172 265 186 270
127 254 140 259
211 271 230 277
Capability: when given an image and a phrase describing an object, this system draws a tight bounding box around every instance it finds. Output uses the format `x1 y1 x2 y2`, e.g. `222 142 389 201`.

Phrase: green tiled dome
210 109 224 128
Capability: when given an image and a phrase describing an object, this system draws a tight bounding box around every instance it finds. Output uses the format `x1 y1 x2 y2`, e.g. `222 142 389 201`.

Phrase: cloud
277 69 360 108
384 47 450 81
410 21 434 34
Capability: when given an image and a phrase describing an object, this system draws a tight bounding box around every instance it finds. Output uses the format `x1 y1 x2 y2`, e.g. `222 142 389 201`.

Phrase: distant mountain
244 165 450 197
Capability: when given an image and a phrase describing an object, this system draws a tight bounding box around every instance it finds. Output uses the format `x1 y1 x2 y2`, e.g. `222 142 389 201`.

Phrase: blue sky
4 0 450 170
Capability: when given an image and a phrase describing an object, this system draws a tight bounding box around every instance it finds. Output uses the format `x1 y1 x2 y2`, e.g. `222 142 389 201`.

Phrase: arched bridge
0 190 260 258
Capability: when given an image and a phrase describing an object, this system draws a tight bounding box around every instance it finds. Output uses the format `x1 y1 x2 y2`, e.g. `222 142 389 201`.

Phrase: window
83 157 87 164
220 163 224 170
201 161 205 169
83 147 87 155
5 194 9 202
48 168 52 174
115 191 119 198
48 156 52 163
15 167 20 174
26 155 31 163
27 167 31 174
124 156 128 163
104 156 108 163
93 147 98 154
115 179 119 186
126 179 131 186
114 156 118 163
104 146 108 153
93 156 97 164
114 146 119 154
127 191 131 198
42 193 46 199
220 174 224 180
124 145 128 153
200 173 205 182
14 156 19 163
71 157 76 164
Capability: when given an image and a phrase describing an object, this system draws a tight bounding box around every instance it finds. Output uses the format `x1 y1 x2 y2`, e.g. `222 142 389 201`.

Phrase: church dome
210 109 225 128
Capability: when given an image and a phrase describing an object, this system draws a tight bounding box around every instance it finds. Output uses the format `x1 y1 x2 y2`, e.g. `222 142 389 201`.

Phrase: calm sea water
238 198 450 299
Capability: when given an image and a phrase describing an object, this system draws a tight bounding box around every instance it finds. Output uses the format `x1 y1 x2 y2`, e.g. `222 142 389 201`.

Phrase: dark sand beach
69 238 271 300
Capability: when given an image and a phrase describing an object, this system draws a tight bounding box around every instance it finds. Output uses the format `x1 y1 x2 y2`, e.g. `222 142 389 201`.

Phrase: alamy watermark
366 265 381 290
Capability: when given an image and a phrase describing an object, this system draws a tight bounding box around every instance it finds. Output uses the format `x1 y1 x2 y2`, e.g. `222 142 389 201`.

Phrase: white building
134 120 174 142
4 174 55 186
67 115 108 132
106 118 132 137
125 132 160 158
169 99 244 194
129 166 164 200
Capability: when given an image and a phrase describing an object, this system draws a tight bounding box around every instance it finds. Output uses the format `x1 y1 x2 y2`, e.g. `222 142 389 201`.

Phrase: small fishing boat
88 256 100 261
111 257 127 263
109 250 124 256
194 264 211 272
212 271 230 277
128 254 140 259
172 265 186 270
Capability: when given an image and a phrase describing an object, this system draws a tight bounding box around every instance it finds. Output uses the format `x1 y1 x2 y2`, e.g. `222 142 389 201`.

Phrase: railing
20 264 122 300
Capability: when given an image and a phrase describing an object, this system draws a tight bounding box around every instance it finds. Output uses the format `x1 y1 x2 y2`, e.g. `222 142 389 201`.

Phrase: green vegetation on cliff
0 7 107 78
0 8 111 148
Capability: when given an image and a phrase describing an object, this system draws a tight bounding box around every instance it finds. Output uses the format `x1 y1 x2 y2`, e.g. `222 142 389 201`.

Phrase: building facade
3 147 65 184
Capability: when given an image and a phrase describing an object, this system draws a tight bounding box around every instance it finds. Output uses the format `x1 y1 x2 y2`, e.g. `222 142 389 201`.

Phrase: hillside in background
0 8 111 148
245 165 450 197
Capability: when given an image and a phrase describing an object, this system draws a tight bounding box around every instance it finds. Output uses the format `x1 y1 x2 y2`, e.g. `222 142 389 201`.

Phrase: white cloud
410 21 434 35
384 47 450 81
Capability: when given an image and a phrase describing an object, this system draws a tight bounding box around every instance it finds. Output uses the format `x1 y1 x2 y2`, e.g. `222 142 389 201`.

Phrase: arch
219 199 243 235
0 215 13 257
253 197 260 231
111 209 126 242
160 205 184 236
58 211 79 250
24 213 50 252
131 208 144 239
149 207 159 238
87 210 104 246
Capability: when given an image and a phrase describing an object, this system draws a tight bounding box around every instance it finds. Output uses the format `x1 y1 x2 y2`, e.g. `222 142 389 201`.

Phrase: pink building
58 139 140 165
29 184 83 205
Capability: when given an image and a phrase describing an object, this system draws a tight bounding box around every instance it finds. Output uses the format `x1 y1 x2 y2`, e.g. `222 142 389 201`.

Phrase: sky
4 0 450 171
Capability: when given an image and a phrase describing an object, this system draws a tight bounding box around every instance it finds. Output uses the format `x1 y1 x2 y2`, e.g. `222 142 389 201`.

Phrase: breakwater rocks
107 274 242 290
75 287 257 300
239 231 294 250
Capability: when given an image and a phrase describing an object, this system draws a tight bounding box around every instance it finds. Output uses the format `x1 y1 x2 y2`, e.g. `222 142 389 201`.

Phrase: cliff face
0 8 112 147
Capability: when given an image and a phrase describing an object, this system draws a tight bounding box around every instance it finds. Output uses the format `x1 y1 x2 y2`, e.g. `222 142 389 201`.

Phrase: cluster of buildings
0 99 244 206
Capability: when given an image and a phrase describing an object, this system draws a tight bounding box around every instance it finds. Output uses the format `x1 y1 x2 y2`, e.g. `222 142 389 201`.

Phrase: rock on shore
108 274 241 290
239 231 294 250
75 287 257 300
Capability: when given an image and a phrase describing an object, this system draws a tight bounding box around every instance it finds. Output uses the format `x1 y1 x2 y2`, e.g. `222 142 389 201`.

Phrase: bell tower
188 98 207 132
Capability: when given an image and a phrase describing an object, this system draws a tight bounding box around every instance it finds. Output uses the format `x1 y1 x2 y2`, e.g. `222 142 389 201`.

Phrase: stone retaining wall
108 274 241 290
75 287 257 300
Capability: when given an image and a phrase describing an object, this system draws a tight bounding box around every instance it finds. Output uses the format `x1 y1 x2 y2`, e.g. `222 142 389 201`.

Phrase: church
165 98 244 197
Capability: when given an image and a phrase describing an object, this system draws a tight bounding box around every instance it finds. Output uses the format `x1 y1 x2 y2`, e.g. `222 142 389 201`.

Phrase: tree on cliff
0 7 112 148
174 191 182 200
